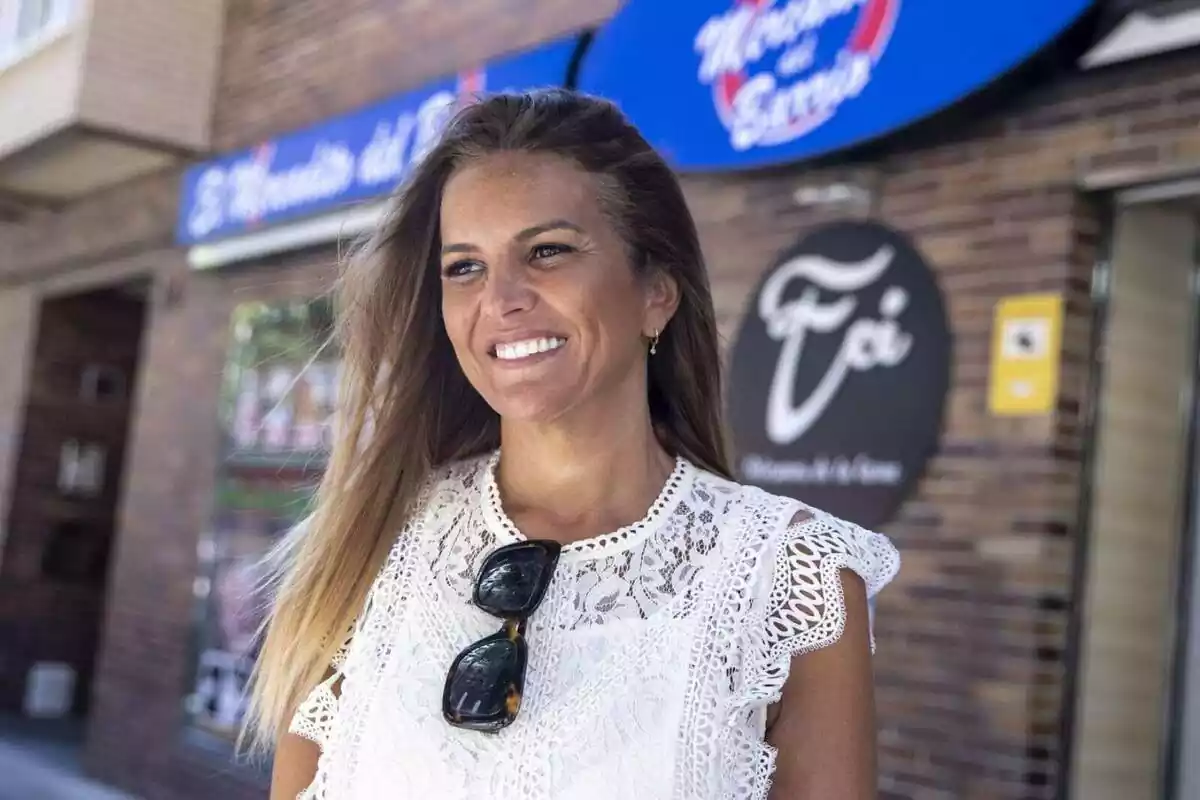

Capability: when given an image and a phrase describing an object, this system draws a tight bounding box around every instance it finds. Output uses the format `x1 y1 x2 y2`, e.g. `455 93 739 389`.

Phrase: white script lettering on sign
758 244 913 445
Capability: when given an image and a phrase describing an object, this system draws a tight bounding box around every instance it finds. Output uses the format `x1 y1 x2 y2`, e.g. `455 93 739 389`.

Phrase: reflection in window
57 440 106 497
184 298 338 743
1 0 74 59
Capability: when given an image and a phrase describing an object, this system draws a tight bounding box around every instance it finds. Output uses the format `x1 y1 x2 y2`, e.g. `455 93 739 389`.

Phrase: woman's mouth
492 336 567 362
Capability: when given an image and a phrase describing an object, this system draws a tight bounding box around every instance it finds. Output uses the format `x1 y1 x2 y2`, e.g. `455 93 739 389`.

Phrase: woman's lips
490 336 567 361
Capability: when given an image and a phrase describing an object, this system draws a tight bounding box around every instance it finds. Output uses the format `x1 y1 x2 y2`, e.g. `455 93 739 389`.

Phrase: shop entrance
0 281 148 756
1069 200 1200 800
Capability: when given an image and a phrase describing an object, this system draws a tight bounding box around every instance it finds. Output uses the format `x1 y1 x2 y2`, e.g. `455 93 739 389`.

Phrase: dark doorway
0 281 148 726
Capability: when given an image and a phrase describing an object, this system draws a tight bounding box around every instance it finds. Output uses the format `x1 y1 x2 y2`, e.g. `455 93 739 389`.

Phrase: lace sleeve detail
288 639 350 748
742 510 900 709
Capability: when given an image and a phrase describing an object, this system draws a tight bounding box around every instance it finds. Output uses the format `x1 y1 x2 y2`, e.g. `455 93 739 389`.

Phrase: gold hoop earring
649 329 660 356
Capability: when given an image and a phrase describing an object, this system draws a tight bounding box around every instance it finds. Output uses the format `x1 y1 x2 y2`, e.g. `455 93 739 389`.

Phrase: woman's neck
496 409 675 545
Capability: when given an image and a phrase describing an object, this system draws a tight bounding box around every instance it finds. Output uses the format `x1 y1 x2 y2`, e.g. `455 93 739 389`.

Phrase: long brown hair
244 88 730 751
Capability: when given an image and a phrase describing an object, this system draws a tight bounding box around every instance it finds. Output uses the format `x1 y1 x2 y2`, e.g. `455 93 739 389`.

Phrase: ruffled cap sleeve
287 639 350 748
741 509 900 709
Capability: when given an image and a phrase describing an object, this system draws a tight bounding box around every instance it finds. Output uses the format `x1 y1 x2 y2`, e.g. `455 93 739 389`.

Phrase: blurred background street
0 718 132 799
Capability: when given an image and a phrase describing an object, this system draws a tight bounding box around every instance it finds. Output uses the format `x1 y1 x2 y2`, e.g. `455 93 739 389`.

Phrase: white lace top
289 453 900 799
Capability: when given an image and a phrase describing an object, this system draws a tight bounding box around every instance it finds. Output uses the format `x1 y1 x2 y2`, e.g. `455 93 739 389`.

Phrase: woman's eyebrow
442 219 586 256
514 219 586 241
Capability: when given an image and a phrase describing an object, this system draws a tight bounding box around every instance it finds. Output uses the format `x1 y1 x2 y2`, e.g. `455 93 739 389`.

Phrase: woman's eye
531 243 572 261
442 260 482 279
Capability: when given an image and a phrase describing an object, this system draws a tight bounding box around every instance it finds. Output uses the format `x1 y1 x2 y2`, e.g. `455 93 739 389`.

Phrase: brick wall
79 0 227 151
211 0 620 150
855 52 1200 797
0 169 180 288
680 47 1200 798
3 1 1200 797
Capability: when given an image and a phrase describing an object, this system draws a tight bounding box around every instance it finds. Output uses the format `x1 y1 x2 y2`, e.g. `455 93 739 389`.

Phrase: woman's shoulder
686 462 813 521
687 463 899 587
689 464 859 521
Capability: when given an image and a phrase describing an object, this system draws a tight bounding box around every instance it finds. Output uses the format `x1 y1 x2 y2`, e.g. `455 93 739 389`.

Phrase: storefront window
184 298 337 744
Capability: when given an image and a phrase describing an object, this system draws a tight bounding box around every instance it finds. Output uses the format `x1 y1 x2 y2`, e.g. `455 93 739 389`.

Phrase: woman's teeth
494 337 566 361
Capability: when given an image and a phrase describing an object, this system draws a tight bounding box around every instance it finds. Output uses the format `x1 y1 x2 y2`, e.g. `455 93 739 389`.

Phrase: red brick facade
0 289 147 718
2 3 1200 798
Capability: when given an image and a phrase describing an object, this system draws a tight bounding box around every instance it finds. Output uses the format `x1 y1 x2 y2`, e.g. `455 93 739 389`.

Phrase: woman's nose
481 261 536 318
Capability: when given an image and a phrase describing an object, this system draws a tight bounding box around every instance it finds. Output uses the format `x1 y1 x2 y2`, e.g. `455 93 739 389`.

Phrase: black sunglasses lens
475 541 560 617
443 634 526 731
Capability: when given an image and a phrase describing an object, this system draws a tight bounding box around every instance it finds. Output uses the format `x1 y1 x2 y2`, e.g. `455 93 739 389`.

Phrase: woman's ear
643 267 682 335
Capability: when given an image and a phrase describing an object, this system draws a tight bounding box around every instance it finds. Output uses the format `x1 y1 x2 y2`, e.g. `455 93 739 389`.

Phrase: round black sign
728 220 951 529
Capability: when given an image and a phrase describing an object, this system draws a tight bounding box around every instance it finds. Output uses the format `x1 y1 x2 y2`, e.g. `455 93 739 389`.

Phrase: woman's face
439 151 677 424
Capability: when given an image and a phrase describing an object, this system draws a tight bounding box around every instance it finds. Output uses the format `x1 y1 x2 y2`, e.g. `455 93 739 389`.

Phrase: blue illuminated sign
177 36 581 245
576 0 1097 172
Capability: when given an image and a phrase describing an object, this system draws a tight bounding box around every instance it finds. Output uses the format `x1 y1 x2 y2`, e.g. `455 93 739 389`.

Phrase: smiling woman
245 89 900 800
439 154 678 424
